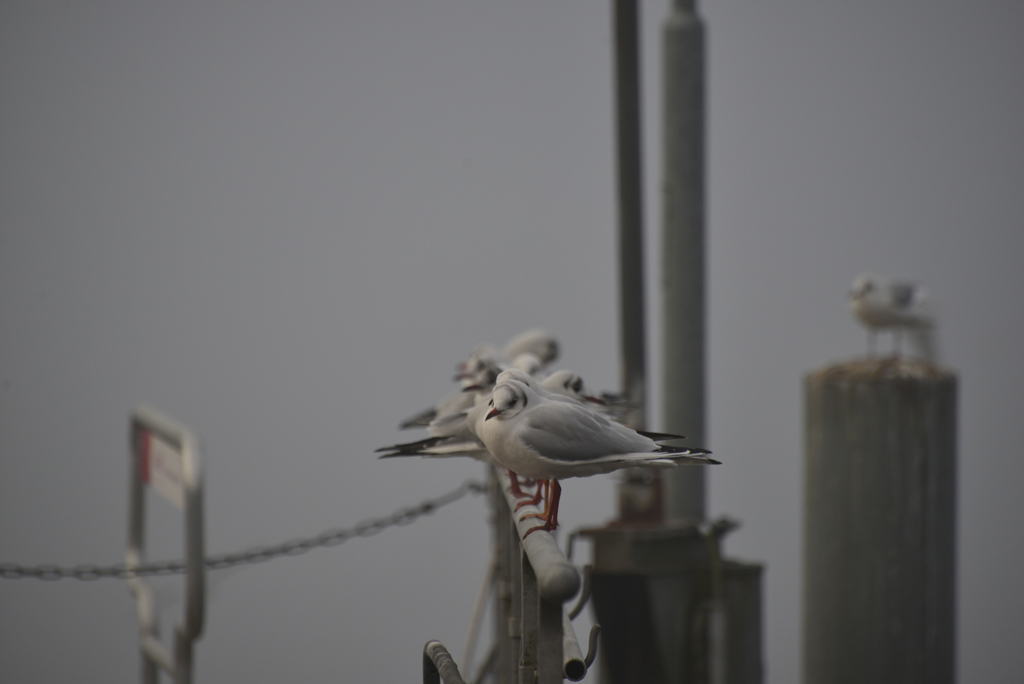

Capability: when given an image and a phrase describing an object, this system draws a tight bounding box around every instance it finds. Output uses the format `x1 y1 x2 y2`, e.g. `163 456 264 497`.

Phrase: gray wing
518 403 651 462
890 282 917 309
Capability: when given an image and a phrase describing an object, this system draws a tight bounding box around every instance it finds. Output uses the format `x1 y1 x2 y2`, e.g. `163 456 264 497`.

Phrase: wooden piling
803 358 957 684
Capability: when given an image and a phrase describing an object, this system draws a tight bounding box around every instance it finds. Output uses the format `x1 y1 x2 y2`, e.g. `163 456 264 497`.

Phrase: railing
424 468 600 684
424 641 468 684
127 406 205 684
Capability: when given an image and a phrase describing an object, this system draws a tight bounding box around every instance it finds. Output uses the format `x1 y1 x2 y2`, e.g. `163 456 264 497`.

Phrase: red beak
585 395 606 405
486 408 500 421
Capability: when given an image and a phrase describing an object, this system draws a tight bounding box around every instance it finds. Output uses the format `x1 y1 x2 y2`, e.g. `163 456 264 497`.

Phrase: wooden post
803 358 957 684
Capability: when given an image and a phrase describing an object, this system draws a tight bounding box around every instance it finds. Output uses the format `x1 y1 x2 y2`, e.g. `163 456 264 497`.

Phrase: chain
0 479 487 581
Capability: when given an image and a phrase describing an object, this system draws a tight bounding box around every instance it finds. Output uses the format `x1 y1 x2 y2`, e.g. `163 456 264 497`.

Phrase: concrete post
803 358 957 684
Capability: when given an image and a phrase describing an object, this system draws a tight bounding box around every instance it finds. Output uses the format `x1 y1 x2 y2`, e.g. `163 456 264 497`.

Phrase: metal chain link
0 479 486 581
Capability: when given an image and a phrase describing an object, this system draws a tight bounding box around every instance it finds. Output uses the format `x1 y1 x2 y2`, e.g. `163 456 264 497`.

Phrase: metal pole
496 470 580 603
614 0 647 432
589 3 765 682
537 585 564 684
127 424 159 684
519 549 540 684
803 359 957 684
507 512 522 684
491 470 517 684
661 0 707 524
612 0 667 527
423 640 469 684
127 407 205 684
562 612 588 682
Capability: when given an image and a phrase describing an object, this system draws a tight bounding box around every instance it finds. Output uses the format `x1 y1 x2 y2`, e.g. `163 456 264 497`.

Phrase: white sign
141 430 186 509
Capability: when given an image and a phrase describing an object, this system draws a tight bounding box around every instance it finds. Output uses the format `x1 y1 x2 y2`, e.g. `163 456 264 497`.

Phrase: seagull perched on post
848 273 936 362
478 379 716 536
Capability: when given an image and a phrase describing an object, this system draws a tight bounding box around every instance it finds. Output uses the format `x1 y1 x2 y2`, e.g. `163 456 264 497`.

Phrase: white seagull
848 273 936 361
501 329 559 368
478 379 716 535
397 362 501 430
378 369 614 501
400 329 559 430
509 353 547 380
539 370 605 405
378 368 602 460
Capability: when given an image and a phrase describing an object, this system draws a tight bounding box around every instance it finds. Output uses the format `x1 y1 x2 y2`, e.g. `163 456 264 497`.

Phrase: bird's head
848 273 879 302
502 329 559 366
485 381 530 421
542 370 605 404
495 368 537 389
510 353 544 377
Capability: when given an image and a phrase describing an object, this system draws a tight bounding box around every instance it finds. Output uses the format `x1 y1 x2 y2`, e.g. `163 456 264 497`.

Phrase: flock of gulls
377 329 717 537
377 274 934 537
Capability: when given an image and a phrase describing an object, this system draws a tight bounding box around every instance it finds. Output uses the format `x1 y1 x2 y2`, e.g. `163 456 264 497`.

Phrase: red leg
508 470 542 500
515 478 546 511
524 480 562 538
508 470 527 498
520 479 549 517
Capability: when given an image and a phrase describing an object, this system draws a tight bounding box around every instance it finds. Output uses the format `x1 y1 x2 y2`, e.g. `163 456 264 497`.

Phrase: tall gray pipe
661 0 706 523
614 0 647 433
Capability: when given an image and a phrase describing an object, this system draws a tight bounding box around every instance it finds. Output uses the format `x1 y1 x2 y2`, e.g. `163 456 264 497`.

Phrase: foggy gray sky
2 1 1022 682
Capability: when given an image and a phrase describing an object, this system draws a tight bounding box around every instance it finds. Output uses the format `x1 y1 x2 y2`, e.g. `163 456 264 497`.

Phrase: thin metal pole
614 0 647 432
519 549 539 684
537 591 563 684
661 0 707 523
462 548 495 675
491 470 517 684
508 511 523 684
423 640 469 684
561 612 587 682
128 424 158 684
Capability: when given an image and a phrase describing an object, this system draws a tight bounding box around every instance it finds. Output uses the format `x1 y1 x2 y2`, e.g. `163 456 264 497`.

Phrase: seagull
478 379 716 535
401 329 559 430
379 389 547 497
539 370 636 423
540 370 600 402
848 273 936 361
509 353 547 380
501 329 559 368
495 368 603 406
397 362 501 430
378 410 493 462
455 343 503 377
378 370 562 476
379 367 605 497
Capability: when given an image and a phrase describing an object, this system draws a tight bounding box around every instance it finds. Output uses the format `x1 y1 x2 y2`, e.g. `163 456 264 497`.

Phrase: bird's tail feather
397 407 437 430
374 436 445 453
654 444 712 456
636 430 686 442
